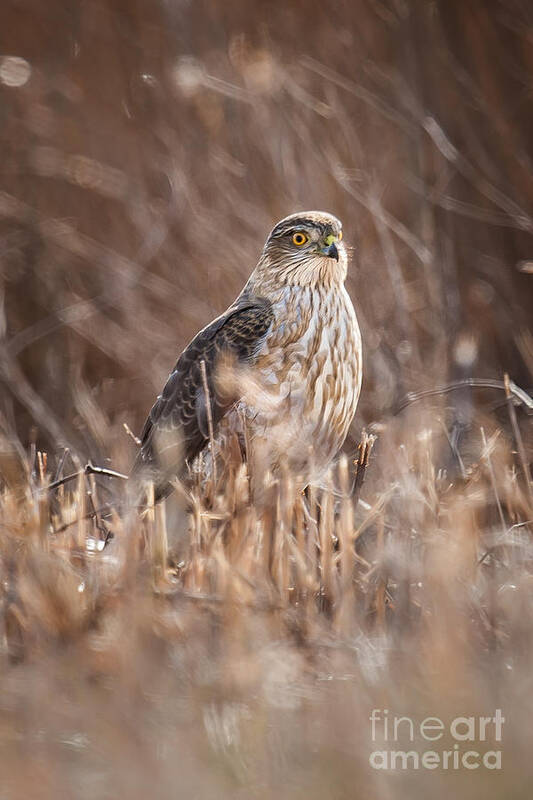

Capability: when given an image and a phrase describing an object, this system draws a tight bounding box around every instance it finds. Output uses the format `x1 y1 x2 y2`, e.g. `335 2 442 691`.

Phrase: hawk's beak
320 235 339 261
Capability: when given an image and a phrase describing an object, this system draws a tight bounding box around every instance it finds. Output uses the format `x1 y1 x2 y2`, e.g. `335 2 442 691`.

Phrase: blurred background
1 0 532 471
1 3 533 798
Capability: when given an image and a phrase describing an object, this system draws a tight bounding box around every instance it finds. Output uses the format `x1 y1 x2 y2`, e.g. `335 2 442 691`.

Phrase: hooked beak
320 241 339 261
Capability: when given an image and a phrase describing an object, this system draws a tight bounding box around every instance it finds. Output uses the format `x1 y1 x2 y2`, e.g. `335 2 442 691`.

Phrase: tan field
0 1 532 797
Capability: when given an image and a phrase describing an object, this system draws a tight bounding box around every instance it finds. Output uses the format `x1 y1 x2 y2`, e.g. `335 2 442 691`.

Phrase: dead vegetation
1 0 533 796
0 392 532 798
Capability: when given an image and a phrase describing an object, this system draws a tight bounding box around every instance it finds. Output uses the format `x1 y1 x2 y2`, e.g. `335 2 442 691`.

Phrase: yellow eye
338 231 343 241
292 232 308 246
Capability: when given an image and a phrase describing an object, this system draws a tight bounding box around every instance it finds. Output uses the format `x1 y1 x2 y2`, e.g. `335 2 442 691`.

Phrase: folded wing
132 294 273 499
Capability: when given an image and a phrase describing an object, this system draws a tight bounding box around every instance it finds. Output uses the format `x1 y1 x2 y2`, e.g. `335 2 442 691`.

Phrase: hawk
133 211 362 499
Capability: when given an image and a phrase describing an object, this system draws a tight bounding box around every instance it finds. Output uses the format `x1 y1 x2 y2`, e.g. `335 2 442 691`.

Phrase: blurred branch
0 191 212 357
0 345 73 448
504 373 533 499
300 56 418 137
396 378 533 415
303 58 533 235
422 117 533 234
334 168 432 265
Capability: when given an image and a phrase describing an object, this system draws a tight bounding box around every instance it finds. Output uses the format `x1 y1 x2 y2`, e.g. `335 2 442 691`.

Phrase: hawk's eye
292 232 308 246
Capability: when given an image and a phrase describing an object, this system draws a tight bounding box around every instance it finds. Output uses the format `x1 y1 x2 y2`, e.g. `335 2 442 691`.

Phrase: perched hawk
133 211 362 499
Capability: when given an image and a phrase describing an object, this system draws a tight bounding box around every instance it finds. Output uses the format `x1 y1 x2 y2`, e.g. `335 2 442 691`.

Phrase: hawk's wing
132 294 273 497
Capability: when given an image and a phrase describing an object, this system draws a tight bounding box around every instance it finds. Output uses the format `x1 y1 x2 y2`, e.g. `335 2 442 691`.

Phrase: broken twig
44 462 128 493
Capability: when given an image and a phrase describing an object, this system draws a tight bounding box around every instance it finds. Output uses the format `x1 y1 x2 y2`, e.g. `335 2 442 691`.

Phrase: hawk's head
258 211 347 288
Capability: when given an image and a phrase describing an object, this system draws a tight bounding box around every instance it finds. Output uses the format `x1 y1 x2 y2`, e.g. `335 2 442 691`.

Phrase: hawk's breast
248 283 362 478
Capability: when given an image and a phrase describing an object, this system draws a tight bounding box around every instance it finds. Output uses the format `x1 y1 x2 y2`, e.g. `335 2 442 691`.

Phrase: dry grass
0 396 532 798
1 0 533 796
